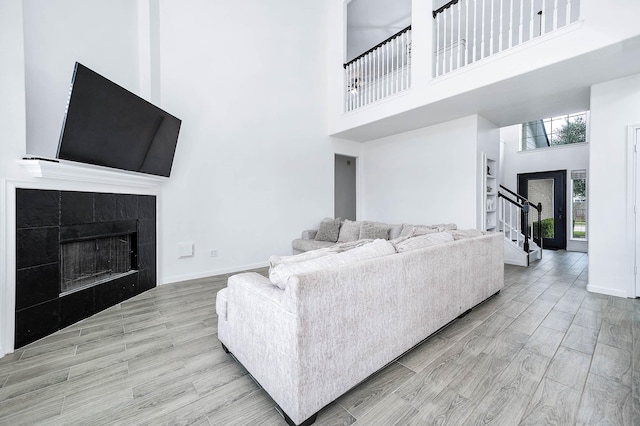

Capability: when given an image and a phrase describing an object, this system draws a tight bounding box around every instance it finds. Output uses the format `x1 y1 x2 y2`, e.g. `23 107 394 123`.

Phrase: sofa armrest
301 229 318 240
223 272 299 419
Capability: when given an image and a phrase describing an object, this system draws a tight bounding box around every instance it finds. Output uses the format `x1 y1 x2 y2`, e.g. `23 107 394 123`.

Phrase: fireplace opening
60 232 138 296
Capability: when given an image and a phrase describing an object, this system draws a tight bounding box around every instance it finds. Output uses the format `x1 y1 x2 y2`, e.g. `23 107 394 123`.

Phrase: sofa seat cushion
394 232 454 253
271 239 396 289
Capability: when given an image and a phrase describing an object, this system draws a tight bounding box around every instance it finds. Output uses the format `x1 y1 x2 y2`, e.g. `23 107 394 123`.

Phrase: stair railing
498 185 543 253
344 25 412 112
432 0 580 78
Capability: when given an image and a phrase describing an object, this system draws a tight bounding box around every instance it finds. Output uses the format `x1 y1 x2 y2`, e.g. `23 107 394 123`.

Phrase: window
521 111 588 151
571 169 587 240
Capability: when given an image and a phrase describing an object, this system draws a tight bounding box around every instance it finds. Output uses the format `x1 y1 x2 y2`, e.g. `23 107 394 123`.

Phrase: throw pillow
388 223 403 240
430 223 457 231
333 238 374 252
399 224 415 238
337 219 361 243
314 217 341 242
360 222 391 240
269 247 334 269
411 226 440 237
395 232 454 253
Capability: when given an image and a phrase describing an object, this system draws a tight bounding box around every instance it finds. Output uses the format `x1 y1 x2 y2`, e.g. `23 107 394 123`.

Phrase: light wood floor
0 250 638 425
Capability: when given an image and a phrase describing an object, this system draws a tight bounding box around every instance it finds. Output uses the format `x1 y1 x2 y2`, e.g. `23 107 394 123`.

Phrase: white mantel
18 158 168 189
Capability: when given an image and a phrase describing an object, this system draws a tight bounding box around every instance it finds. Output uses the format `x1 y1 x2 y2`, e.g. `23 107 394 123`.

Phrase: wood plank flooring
1 250 639 425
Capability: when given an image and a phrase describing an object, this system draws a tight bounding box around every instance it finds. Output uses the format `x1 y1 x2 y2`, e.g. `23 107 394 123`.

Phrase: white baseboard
160 261 270 286
586 283 629 298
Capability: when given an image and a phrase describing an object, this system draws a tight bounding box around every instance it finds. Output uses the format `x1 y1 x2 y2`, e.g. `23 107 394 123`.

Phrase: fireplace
59 220 138 295
15 189 156 348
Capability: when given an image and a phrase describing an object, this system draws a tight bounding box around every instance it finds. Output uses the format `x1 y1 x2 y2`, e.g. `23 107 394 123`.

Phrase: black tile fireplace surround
15 189 156 349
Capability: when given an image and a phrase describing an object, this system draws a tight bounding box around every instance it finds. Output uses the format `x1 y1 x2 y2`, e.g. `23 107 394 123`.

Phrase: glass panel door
518 170 567 249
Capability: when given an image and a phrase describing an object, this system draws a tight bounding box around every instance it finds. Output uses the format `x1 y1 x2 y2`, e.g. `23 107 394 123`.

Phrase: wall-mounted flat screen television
56 62 181 177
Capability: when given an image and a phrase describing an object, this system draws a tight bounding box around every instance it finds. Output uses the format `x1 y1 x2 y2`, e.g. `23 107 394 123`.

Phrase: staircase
498 185 543 267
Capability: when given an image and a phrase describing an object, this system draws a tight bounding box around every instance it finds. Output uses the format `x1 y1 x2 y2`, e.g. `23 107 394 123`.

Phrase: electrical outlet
210 249 218 257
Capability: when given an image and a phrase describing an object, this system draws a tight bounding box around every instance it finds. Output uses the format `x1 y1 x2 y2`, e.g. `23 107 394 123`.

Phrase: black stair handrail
499 185 542 213
498 187 543 256
344 25 412 69
433 0 461 18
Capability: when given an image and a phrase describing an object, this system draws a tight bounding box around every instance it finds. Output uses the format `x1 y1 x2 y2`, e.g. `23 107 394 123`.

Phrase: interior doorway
335 154 357 220
518 170 567 250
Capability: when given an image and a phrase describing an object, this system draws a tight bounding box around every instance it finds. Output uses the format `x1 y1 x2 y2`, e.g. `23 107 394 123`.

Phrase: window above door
521 111 589 151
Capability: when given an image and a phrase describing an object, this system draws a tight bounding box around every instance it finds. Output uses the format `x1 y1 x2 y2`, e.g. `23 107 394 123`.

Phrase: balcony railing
433 0 579 77
342 0 579 112
344 26 412 113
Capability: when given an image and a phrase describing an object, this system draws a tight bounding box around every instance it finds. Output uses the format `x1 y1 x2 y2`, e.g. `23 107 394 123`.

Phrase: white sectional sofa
216 230 504 425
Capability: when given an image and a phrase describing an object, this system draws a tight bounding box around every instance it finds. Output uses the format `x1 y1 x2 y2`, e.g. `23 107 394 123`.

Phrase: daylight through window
571 169 587 240
522 111 588 151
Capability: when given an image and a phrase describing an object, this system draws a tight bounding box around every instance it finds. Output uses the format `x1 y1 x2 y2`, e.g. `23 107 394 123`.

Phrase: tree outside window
522 111 588 151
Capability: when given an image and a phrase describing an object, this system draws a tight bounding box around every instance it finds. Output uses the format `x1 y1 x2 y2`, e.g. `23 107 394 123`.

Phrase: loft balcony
329 0 640 141
431 0 579 77
344 26 412 112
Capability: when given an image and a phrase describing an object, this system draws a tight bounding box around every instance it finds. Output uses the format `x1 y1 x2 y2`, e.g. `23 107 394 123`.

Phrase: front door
518 170 567 250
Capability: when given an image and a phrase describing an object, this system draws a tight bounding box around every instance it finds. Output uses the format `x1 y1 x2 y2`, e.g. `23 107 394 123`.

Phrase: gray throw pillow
314 217 341 242
360 222 391 240
337 219 361 242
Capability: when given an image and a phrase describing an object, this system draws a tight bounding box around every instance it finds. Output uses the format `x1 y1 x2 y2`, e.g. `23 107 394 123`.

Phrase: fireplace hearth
15 189 156 348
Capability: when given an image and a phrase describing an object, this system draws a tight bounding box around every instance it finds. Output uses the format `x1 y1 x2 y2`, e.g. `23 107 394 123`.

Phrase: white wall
589 73 640 297
359 115 482 228
157 0 351 283
22 0 141 158
500 124 589 252
0 0 29 359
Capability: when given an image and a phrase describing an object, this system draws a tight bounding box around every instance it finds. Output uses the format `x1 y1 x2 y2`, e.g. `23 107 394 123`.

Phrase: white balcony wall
360 114 499 229
329 0 640 142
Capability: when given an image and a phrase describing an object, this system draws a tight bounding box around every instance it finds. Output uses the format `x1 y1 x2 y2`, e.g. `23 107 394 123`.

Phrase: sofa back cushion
394 232 454 253
270 239 396 289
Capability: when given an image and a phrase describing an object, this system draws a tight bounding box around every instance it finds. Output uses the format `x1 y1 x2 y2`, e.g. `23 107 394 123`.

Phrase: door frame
627 124 640 297
517 170 567 250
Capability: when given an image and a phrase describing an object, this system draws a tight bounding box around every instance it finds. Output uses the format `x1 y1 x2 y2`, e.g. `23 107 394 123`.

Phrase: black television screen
56 62 181 177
